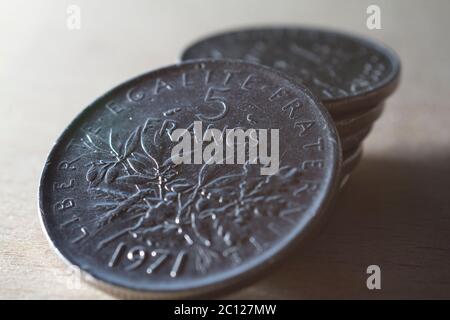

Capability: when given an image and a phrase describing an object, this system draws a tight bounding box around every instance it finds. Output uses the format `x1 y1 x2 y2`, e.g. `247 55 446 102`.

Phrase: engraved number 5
196 87 230 121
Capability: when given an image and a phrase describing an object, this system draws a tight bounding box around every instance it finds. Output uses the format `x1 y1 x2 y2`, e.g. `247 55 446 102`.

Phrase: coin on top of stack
39 59 342 298
181 27 401 177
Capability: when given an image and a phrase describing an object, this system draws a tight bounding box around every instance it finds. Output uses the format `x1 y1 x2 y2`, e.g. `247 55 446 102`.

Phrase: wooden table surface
1 0 450 299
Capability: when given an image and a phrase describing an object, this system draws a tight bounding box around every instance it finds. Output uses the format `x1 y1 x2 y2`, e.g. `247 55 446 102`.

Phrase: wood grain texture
1 0 449 299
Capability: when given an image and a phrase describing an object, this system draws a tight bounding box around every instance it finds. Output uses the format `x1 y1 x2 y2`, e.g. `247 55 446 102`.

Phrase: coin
342 146 363 175
181 27 400 115
336 103 384 136
341 125 372 152
339 174 350 188
39 59 341 298
339 147 363 188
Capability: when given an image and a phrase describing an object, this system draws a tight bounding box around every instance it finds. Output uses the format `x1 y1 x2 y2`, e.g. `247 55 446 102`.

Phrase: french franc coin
181 27 400 115
39 59 341 298
339 146 363 187
342 146 363 176
336 102 384 136
341 125 372 152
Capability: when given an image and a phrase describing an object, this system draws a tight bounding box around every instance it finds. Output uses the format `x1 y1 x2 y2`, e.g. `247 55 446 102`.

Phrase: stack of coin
181 27 401 181
38 28 402 299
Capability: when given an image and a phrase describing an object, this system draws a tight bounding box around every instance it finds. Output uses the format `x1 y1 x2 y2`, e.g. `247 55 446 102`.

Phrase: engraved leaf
132 151 155 165
197 163 210 186
116 175 155 185
141 118 172 166
163 192 178 202
106 129 120 156
162 156 175 167
195 198 208 212
85 133 110 152
86 163 110 186
127 158 149 175
94 166 109 186
203 173 244 189
94 203 117 211
86 165 98 182
91 188 127 201
105 164 120 183
165 178 193 193
122 126 141 157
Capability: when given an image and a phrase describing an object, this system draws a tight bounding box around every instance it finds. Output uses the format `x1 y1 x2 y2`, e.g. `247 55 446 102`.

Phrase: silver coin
39 59 341 298
181 27 400 115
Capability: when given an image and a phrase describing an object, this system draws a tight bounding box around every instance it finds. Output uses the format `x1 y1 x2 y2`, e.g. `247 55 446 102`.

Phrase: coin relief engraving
39 60 339 295
181 28 400 107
